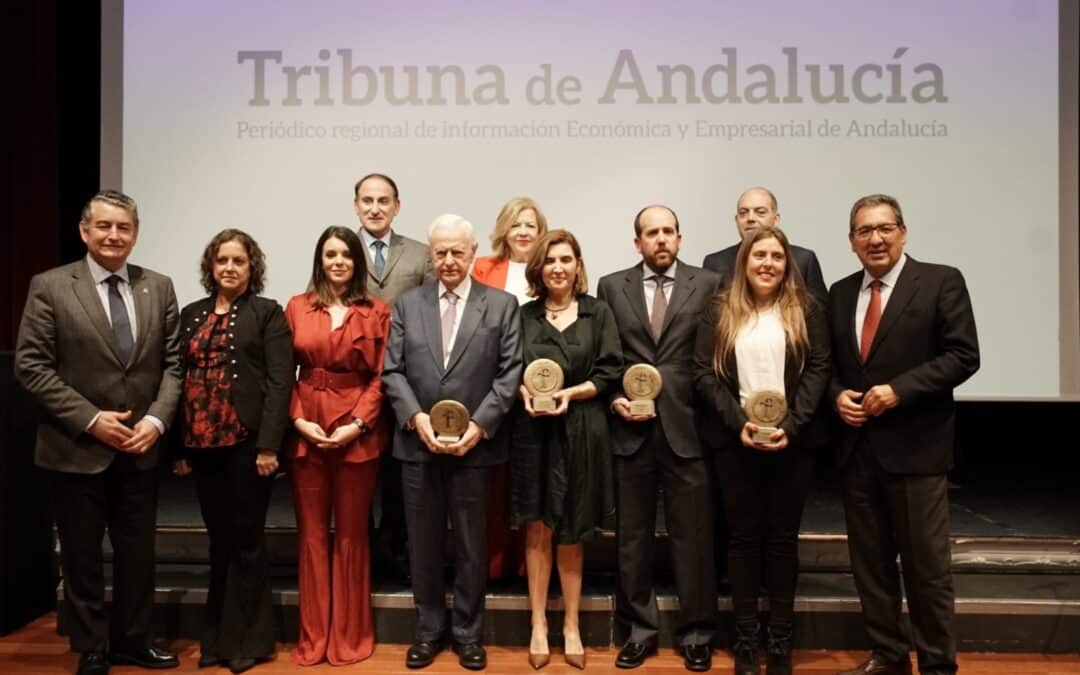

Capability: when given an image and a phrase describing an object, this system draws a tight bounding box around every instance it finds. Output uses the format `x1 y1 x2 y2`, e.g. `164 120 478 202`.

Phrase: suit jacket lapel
838 275 861 364
419 283 445 375
381 232 407 280
621 266 652 339
866 259 919 363
128 265 151 366
659 265 694 338
445 285 485 375
71 260 124 366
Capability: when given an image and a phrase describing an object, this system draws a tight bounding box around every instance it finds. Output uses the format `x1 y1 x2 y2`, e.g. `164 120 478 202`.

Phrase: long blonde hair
713 227 811 378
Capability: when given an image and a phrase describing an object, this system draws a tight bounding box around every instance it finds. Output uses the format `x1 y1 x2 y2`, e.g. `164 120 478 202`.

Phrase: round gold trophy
430 399 470 444
745 390 787 443
622 364 663 416
523 358 564 413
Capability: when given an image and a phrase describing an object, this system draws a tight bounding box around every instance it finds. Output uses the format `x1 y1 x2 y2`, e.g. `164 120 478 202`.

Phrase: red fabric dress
471 256 523 579
284 293 390 666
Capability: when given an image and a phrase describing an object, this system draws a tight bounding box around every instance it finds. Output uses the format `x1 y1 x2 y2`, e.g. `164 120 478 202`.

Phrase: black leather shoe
615 641 656 669
228 657 257 673
837 656 913 675
197 653 220 668
682 644 712 672
77 651 109 675
406 640 445 669
453 642 487 670
110 646 179 669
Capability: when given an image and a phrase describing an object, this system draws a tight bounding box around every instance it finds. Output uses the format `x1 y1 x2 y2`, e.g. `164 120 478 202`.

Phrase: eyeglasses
851 223 902 240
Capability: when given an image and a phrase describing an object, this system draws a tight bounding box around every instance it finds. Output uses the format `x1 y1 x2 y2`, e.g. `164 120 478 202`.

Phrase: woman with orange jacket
471 197 549 579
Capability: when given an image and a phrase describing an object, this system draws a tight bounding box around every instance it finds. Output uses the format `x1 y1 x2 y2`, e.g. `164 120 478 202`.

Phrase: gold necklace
545 298 574 320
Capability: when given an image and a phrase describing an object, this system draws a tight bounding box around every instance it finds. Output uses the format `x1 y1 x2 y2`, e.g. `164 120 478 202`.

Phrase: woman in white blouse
694 226 830 675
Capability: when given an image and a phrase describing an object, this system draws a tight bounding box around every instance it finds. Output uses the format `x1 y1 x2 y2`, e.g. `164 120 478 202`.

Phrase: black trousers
189 440 275 661
842 445 956 674
49 454 157 653
371 406 409 575
714 443 814 628
401 459 492 644
615 422 715 647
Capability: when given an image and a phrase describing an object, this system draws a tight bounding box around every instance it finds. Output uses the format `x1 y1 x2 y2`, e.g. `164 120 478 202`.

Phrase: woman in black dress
512 229 622 670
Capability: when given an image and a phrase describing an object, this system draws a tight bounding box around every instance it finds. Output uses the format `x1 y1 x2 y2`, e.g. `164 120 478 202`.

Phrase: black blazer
177 293 295 452
597 260 720 458
693 299 831 452
828 256 979 474
702 242 828 305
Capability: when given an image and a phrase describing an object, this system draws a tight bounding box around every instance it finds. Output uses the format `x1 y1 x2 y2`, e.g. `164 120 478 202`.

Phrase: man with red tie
828 194 979 675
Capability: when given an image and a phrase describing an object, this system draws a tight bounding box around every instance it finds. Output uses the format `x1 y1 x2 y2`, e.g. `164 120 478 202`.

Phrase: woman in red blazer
285 226 391 666
471 197 549 580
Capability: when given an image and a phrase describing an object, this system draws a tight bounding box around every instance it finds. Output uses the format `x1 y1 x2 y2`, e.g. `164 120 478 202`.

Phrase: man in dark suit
15 190 182 675
353 172 435 580
597 205 720 672
701 186 828 302
383 214 523 671
829 194 979 675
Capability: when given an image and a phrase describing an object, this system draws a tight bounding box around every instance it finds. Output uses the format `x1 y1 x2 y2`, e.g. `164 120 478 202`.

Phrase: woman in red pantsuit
472 197 549 579
285 226 391 666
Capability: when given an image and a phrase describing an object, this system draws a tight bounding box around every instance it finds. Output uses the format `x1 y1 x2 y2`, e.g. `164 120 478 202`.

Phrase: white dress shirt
855 254 907 355
438 276 472 367
86 255 138 340
643 260 677 321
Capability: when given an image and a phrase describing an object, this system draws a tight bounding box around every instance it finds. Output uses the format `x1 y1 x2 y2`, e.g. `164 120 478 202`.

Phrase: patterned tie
106 275 134 363
441 290 459 361
859 279 883 363
372 240 386 277
650 275 669 341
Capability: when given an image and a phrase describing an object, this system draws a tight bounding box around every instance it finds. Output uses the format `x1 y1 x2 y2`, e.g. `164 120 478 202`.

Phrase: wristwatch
353 418 366 433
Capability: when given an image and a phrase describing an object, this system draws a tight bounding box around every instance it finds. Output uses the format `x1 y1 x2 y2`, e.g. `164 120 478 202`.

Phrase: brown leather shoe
837 656 913 675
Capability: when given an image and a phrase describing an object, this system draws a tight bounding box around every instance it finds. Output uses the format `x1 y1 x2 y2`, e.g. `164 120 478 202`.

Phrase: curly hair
199 229 267 295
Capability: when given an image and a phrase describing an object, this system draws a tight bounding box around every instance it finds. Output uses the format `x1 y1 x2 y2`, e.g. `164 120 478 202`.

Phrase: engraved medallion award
430 399 470 444
622 364 663 416
523 358 564 413
745 390 787 443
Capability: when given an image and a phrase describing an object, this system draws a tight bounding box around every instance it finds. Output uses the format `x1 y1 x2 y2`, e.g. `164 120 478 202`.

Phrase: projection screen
102 0 1078 399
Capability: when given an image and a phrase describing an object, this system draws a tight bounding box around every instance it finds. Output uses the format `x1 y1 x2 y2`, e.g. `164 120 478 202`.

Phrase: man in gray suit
354 172 434 304
353 172 435 580
701 186 828 303
15 190 182 675
597 205 720 672
383 214 523 671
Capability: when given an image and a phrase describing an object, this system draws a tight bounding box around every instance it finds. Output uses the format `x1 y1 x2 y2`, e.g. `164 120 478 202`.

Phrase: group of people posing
15 177 980 675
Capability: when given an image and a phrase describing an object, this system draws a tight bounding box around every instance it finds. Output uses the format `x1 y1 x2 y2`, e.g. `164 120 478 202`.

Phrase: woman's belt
298 367 365 390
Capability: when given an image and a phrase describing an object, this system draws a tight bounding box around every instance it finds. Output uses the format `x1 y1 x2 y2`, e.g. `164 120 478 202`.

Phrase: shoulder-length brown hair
524 229 588 301
200 228 267 295
712 226 810 378
489 197 548 259
307 226 371 307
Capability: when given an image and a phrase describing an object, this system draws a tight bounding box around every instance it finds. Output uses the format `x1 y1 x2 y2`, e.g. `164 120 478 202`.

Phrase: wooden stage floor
2 615 1078 674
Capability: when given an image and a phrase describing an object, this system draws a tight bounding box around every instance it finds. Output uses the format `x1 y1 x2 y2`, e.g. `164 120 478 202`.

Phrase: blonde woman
693 227 829 675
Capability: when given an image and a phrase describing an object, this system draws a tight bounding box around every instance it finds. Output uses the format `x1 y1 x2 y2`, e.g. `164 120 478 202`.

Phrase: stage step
75 570 1080 653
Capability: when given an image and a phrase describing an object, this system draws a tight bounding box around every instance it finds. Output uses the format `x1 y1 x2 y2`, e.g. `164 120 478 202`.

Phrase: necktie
650 275 669 341
106 275 134 363
372 240 386 277
859 279 882 363
441 290 459 360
